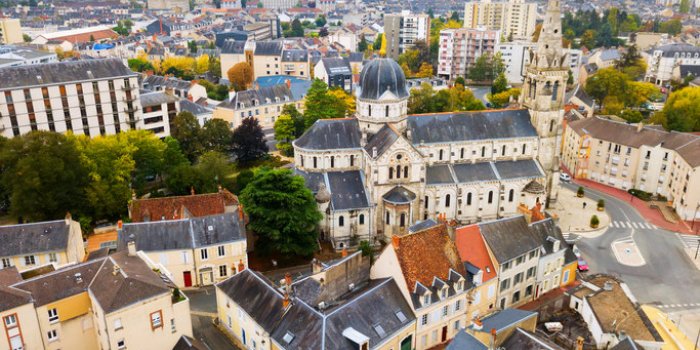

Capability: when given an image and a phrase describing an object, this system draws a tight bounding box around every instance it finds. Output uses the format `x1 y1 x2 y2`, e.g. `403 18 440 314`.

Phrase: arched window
404 166 408 178
502 145 506 156
445 194 451 207
386 105 390 117
368 105 372 117
508 189 514 202
549 120 555 133
522 143 526 155
359 214 365 225
467 193 472 205
552 81 559 101
400 213 406 227
313 157 317 168
481 146 486 157
424 196 429 209
488 191 494 204
301 156 304 167
460 148 465 159
330 156 335 168
350 155 354 167
396 165 401 178
439 150 444 161
385 211 390 225
389 167 394 179
338 216 344 227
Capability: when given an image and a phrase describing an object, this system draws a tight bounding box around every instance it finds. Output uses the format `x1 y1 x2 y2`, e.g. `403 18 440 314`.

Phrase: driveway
184 287 241 350
561 182 700 311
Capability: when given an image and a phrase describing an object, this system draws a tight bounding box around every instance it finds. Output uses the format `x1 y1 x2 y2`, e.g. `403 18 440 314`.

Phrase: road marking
611 221 617 228
631 222 638 228
626 222 633 228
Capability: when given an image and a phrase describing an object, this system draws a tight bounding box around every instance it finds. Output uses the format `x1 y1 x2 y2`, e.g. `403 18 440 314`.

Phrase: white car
559 173 571 182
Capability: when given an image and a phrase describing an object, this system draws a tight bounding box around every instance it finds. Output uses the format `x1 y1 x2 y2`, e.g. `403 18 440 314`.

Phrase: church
292 0 569 250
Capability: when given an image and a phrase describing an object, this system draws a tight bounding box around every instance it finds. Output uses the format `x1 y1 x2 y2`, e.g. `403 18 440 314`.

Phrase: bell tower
521 0 568 206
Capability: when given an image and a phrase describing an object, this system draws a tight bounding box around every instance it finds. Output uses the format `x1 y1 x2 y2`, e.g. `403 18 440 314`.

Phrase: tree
455 77 466 86
162 137 189 173
580 29 597 49
171 111 202 161
450 11 460 21
122 130 167 192
327 88 355 115
282 103 306 137
231 118 268 163
620 109 643 123
659 19 681 36
289 19 304 37
488 88 521 108
0 132 88 221
240 168 322 256
303 79 347 127
194 54 210 74
208 56 222 79
274 114 296 156
491 72 508 94
319 27 329 37
23 33 31 42
679 0 690 13
416 62 433 78
601 96 624 115
193 151 233 193
373 33 383 51
227 62 253 91
315 15 327 27
585 68 628 103
409 83 485 114
661 87 700 132
201 119 233 154
358 34 368 52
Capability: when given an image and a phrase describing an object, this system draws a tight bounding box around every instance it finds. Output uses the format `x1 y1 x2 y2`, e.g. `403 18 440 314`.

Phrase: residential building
31 25 118 45
0 59 141 138
2 249 193 350
527 217 577 297
383 12 430 60
120 212 248 287
477 216 541 309
0 18 23 44
454 223 499 321
180 99 214 126
147 0 190 12
463 0 537 41
219 40 248 81
216 252 417 350
314 57 352 91
213 79 310 129
139 91 179 138
371 223 468 349
567 275 665 349
497 41 582 84
562 117 700 221
645 43 700 85
329 27 359 52
0 216 86 273
0 45 57 68
258 0 296 10
281 49 310 78
142 75 206 100
129 191 240 222
250 41 283 79
437 27 500 82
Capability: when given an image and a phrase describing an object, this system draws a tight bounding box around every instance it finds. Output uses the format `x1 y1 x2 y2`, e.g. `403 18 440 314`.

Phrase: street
186 287 239 350
562 182 700 311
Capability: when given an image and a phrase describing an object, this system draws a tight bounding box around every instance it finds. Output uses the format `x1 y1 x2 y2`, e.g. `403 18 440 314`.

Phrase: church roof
293 118 362 150
406 109 537 145
358 58 409 100
326 171 370 210
382 186 416 204
364 124 399 159
426 160 544 185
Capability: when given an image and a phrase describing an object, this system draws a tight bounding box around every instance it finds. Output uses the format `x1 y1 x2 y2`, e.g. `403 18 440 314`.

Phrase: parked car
577 258 589 272
559 173 571 182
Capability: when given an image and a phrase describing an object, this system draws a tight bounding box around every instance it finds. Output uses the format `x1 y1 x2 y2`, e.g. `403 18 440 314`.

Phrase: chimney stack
576 337 584 350
637 122 644 132
65 212 72 226
190 186 196 196
282 290 290 309
341 247 348 258
127 241 136 256
489 328 497 350
238 259 245 272
391 235 400 249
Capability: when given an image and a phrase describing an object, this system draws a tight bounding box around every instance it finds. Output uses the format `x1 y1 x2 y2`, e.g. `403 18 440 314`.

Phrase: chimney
283 290 290 309
391 235 400 249
238 206 245 221
311 258 324 273
553 238 561 252
637 122 644 132
190 186 196 196
127 241 136 256
238 259 245 272
285 79 291 89
284 273 293 291
489 328 497 350
576 337 584 350
341 247 348 258
112 264 121 276
65 212 72 226
372 146 377 158
117 219 123 230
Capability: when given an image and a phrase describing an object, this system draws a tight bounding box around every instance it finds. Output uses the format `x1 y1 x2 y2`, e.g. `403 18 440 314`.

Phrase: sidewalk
572 177 695 234
550 185 611 238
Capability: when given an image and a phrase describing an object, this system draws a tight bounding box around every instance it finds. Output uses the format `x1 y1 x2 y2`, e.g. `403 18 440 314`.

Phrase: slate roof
358 58 409 100
569 117 700 167
129 192 236 222
319 57 352 76
610 337 642 350
408 219 438 233
452 162 497 183
572 84 595 106
225 83 294 109
326 171 370 210
13 259 103 306
427 160 544 186
254 41 283 56
500 328 564 349
446 331 488 350
0 220 72 256
493 159 544 180
406 109 537 145
282 49 308 62
478 216 542 264
476 309 538 333
142 74 191 91
173 336 208 350
426 165 455 185
140 91 179 107
364 124 399 159
216 269 286 331
0 58 136 90
180 99 213 116
294 119 362 150
88 252 172 313
382 186 416 204
0 268 33 312
119 212 245 252
654 43 700 58
454 225 498 283
294 169 325 193
220 40 246 54
680 64 700 78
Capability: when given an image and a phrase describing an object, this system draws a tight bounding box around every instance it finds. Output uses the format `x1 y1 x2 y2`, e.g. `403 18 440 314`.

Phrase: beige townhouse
454 223 499 321
0 215 86 273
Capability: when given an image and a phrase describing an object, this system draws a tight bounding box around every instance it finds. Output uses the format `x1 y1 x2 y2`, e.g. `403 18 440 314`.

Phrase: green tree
585 68 628 103
450 11 460 21
240 168 322 256
659 19 682 35
23 33 31 42
373 33 383 51
661 87 700 131
620 109 644 123
0 132 88 221
303 79 347 127
122 130 167 192
274 114 296 156
289 19 304 37
358 34 368 52
193 151 233 193
282 103 305 137
162 136 190 173
201 119 233 154
580 29 597 49
231 117 268 163
171 111 202 162
491 72 508 94
679 0 690 13
315 15 327 27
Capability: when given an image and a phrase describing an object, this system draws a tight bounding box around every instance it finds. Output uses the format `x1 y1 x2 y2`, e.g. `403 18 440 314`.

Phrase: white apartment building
497 41 582 84
139 91 179 138
464 0 537 41
383 12 430 60
563 117 700 221
437 27 500 81
645 43 700 85
0 59 142 138
0 45 57 68
0 18 23 44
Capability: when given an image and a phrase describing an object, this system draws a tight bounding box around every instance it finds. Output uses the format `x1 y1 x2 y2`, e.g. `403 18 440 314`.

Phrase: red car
577 259 589 272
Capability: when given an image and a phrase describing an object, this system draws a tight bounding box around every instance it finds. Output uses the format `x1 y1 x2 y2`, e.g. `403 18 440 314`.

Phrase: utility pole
695 238 700 260
694 325 699 350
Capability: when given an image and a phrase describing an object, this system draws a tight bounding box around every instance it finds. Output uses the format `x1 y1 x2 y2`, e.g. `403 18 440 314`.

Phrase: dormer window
441 287 448 299
456 280 464 291
423 293 431 306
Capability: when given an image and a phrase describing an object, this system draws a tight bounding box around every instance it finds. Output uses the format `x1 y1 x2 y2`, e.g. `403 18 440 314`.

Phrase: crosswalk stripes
658 302 700 310
609 221 657 229
679 234 700 249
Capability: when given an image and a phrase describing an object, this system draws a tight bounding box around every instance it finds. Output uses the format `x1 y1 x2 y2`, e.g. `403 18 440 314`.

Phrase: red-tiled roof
454 224 497 283
393 224 466 289
129 192 238 222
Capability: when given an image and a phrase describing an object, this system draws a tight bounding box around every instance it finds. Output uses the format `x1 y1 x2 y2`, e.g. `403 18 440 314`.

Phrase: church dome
358 58 409 100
